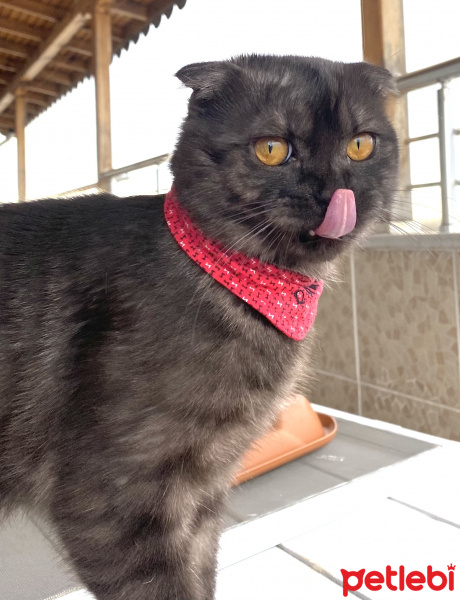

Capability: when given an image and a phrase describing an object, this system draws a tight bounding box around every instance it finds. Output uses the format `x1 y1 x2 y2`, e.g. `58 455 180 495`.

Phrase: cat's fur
0 55 398 599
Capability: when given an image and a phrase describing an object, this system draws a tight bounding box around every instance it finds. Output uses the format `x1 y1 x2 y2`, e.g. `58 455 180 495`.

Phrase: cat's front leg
51 465 220 600
187 488 229 599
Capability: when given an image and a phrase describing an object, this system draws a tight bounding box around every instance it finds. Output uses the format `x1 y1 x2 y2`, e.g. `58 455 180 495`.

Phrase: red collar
164 188 323 341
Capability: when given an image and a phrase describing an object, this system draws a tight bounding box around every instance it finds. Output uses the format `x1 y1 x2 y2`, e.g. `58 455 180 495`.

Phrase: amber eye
254 137 291 166
347 133 375 161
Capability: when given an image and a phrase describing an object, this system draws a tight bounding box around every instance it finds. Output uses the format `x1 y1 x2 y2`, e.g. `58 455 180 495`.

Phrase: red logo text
341 564 455 596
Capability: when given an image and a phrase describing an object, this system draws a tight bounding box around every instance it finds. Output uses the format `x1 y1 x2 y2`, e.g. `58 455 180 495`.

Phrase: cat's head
171 55 398 275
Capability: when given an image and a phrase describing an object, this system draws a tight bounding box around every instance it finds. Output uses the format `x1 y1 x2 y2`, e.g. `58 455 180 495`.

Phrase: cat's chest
136 224 313 413
166 272 308 398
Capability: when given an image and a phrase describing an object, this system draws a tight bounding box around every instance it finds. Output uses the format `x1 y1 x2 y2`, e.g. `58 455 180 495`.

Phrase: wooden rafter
64 39 93 57
81 25 123 45
3 0 149 27
25 80 60 96
0 73 14 85
0 18 45 43
41 69 73 86
0 39 31 59
0 1 91 112
0 0 66 23
0 1 186 142
51 58 88 74
0 56 18 72
111 0 148 22
0 117 14 127
23 91 49 107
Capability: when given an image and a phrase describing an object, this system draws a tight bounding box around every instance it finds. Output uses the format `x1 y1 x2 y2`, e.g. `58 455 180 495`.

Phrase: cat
0 55 398 600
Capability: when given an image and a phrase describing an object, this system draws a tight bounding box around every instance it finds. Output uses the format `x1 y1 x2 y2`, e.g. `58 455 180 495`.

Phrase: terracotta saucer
234 394 337 485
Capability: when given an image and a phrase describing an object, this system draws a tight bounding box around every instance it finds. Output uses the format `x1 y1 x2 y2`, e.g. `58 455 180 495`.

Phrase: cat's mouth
295 189 357 244
298 230 315 243
297 230 348 245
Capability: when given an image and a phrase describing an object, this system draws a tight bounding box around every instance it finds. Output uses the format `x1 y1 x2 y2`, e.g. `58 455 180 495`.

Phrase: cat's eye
347 133 375 161
254 137 292 166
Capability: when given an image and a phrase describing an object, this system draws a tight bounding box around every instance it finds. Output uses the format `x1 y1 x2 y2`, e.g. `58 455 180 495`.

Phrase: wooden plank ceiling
0 0 186 136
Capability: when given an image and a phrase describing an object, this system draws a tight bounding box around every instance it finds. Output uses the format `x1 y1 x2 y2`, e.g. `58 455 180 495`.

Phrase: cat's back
0 193 166 259
0 193 171 310
0 193 169 393
0 193 171 431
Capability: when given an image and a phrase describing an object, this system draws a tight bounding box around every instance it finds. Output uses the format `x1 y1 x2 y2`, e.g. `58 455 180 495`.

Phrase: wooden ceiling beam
0 119 15 129
0 18 46 43
0 73 14 85
24 80 60 96
111 0 148 22
41 69 73 86
0 0 66 23
0 39 33 59
0 1 92 113
51 58 88 74
24 91 49 107
80 25 122 45
0 56 18 72
65 39 93 57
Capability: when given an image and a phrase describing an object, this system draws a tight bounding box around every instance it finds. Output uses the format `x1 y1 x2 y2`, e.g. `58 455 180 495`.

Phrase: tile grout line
452 251 460 406
360 382 460 414
387 497 460 530
314 369 357 385
314 368 460 415
350 251 362 416
278 544 373 600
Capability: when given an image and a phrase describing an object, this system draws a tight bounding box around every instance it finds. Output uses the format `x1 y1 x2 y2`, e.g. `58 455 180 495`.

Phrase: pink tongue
314 189 357 239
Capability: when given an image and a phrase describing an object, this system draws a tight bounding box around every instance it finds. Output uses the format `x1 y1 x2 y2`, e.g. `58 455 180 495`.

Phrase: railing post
437 83 455 231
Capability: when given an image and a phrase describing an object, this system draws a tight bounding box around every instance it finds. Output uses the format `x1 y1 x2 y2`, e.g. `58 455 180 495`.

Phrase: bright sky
0 0 459 207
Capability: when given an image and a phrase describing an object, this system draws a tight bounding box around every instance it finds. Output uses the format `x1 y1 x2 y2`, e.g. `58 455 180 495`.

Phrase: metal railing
397 57 460 231
56 153 171 198
102 153 171 181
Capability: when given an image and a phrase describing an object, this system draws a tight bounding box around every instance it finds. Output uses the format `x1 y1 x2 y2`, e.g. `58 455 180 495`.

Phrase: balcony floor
1 404 459 600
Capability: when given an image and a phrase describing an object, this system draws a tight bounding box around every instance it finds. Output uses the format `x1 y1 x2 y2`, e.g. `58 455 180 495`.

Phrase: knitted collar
164 187 323 341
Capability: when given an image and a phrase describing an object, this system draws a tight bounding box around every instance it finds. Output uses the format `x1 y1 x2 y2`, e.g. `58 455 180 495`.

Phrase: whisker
380 208 442 236
272 230 288 263
283 230 295 265
380 218 435 255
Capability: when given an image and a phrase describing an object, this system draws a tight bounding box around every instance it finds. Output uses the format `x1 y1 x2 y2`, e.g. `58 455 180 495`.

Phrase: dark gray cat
0 55 398 599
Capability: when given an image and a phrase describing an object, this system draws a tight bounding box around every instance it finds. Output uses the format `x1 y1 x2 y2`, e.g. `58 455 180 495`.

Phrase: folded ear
351 62 398 97
176 60 240 100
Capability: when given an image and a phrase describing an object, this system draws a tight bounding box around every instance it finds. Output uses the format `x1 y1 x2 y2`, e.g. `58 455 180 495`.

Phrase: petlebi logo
341 564 455 596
